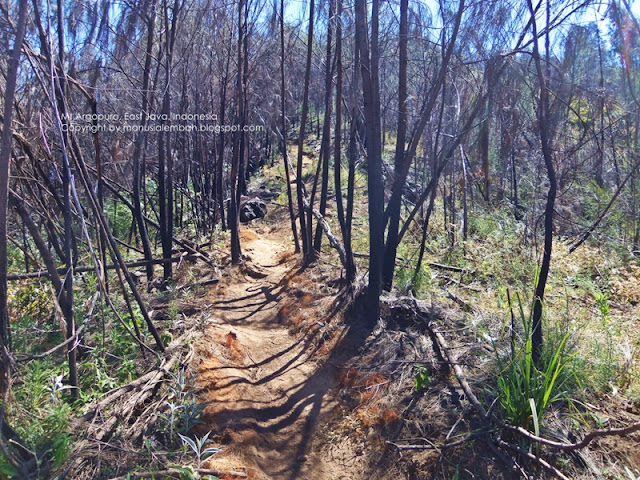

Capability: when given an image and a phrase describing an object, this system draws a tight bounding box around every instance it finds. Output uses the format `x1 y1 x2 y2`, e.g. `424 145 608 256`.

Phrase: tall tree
0 0 28 355
131 0 158 283
295 0 315 260
381 0 408 291
280 0 300 252
158 0 182 283
381 0 465 290
355 0 384 321
333 0 355 281
313 0 335 252
528 0 557 364
229 0 248 264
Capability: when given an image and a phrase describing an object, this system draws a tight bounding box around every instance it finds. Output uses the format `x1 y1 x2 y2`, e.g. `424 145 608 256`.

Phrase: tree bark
355 0 384 322
0 0 27 351
296 0 315 259
280 0 300 252
528 0 557 365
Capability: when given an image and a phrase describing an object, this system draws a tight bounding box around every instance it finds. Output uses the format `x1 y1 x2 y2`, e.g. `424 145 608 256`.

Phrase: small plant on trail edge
175 431 221 479
493 293 576 432
158 367 205 444
413 364 431 392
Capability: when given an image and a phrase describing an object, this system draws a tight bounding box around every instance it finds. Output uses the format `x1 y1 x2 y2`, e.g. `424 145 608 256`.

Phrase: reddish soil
195 225 367 480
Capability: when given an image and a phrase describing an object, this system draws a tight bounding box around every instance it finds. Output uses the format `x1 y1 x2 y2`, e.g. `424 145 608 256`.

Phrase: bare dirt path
195 225 365 480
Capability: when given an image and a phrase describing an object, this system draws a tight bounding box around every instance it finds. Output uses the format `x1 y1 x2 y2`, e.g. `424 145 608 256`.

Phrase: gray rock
240 197 267 223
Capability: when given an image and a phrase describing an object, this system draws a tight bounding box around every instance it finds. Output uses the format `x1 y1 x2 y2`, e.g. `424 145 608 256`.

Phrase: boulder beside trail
240 197 267 223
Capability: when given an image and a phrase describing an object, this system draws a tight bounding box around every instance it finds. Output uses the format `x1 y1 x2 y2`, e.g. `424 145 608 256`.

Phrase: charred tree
355 0 384 322
0 0 27 353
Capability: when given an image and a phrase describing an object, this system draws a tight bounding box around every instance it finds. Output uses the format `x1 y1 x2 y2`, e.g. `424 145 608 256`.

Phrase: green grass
493 294 578 431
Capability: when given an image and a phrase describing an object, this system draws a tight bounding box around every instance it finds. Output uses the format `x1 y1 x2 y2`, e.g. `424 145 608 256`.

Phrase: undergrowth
492 293 579 432
2 263 210 478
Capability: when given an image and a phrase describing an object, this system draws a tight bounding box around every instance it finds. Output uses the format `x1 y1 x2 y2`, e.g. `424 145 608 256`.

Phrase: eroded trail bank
194 226 365 480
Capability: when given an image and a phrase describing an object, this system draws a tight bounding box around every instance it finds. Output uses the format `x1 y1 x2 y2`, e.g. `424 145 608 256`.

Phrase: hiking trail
195 225 368 480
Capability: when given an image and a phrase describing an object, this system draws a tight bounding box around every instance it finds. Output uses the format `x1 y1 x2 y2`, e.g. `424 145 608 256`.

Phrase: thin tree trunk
528 0 556 365
132 0 157 283
52 0 78 397
333 0 354 280
355 0 384 322
462 148 468 241
381 0 408 291
160 0 181 283
296 0 315 259
229 0 246 264
0 0 28 352
217 54 230 231
280 0 300 252
313 0 335 252
344 43 361 283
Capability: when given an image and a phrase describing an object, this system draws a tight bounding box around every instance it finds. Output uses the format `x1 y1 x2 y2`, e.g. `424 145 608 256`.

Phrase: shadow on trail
204 280 375 480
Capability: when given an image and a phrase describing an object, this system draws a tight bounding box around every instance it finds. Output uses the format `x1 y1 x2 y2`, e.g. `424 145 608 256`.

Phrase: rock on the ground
240 197 267 223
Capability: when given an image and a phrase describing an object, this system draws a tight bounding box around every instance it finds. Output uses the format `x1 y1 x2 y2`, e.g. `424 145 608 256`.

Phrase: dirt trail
195 226 362 480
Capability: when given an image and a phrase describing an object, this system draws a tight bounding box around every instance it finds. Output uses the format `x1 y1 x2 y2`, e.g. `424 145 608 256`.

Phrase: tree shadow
202 279 374 479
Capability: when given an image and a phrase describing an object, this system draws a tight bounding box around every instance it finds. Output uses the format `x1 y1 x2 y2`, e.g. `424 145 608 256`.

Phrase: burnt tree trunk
295 0 315 259
355 0 384 322
528 0 557 364
0 0 27 353
280 0 300 252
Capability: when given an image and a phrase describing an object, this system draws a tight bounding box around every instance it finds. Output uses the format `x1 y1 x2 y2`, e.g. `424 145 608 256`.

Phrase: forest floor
193 222 371 480
171 143 640 480
187 216 640 480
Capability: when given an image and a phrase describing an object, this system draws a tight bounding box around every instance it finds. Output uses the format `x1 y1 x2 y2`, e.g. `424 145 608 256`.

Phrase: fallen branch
80 353 178 423
107 468 247 480
15 322 88 362
352 252 471 276
96 175 218 269
505 421 640 451
387 432 482 451
77 330 194 431
445 290 473 313
285 153 349 270
7 255 202 281
569 157 640 253
428 262 473 274
420 311 488 419
497 438 570 480
306 201 348 268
